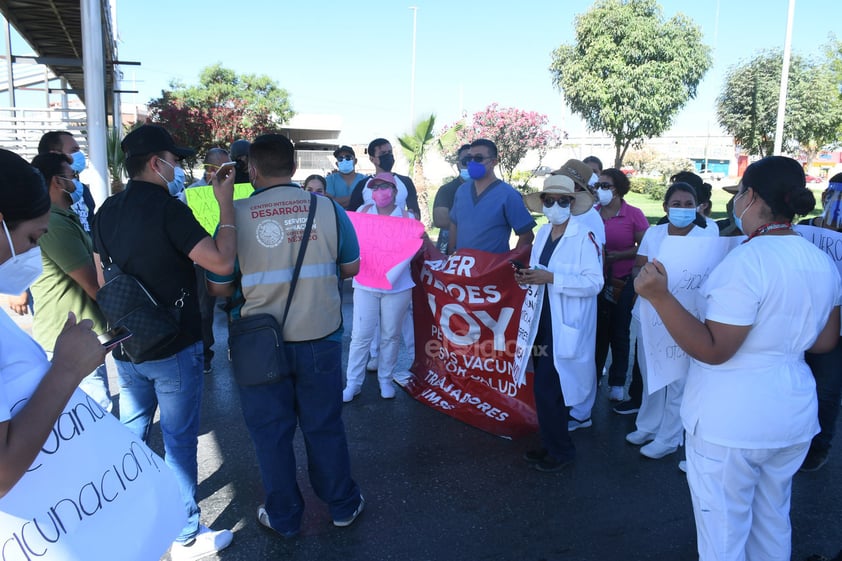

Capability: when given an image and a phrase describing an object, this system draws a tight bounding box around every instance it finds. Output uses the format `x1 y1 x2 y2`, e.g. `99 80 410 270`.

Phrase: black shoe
203 362 213 375
523 448 548 464
533 456 574 473
612 400 640 415
799 445 829 473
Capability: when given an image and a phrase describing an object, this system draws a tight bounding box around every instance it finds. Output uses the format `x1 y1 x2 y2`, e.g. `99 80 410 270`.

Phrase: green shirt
31 205 106 351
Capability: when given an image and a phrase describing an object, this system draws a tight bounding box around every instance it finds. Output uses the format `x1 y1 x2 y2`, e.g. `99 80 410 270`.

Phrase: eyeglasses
594 182 614 190
459 154 493 167
336 155 354 162
541 196 573 208
369 182 394 190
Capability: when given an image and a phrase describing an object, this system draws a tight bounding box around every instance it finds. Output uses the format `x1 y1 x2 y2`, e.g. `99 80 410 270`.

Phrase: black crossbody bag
94 203 185 364
228 193 317 386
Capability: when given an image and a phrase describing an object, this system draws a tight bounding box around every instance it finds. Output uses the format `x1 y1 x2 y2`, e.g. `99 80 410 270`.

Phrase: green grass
624 188 822 225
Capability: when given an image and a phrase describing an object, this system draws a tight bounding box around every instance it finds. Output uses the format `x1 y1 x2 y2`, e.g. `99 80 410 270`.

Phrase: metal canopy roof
0 0 119 109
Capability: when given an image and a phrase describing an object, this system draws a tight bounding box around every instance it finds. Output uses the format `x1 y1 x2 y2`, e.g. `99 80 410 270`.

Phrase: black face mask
378 153 395 172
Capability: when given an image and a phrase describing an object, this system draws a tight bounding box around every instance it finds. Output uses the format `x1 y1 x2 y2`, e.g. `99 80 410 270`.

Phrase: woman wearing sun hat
515 175 603 472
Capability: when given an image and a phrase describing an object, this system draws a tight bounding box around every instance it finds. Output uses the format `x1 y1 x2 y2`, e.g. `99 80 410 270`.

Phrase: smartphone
98 326 133 348
509 259 527 271
214 161 237 179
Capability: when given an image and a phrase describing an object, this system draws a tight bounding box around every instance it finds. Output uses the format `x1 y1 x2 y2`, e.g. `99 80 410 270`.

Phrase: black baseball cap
333 145 355 158
121 125 195 159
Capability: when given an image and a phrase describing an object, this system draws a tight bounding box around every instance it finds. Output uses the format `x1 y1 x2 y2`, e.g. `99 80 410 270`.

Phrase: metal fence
0 106 88 160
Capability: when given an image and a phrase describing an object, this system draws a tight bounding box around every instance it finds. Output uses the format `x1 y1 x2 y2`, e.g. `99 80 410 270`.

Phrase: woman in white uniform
343 172 415 401
626 182 718 460
515 175 602 472
0 148 106 496
635 156 841 561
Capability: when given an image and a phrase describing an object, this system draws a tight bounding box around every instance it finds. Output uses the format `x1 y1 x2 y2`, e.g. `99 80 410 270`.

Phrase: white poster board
640 236 731 393
0 389 186 560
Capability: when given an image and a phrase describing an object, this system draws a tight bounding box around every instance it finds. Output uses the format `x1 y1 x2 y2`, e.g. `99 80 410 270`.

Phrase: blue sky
75 1 842 143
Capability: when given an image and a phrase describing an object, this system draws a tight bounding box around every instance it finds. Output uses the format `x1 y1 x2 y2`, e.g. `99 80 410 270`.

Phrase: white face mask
543 204 571 225
0 220 43 295
597 188 613 206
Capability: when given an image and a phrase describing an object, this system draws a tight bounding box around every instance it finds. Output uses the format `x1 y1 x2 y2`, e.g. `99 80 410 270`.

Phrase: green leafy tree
716 50 842 159
549 0 711 168
148 63 294 173
398 114 437 226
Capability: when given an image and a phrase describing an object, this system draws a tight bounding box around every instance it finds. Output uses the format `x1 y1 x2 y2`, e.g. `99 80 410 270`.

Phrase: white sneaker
678 460 687 473
170 526 233 561
333 495 365 527
342 386 361 403
608 386 624 401
393 370 412 386
366 355 378 371
380 382 396 399
625 430 655 446
567 417 592 432
640 440 678 459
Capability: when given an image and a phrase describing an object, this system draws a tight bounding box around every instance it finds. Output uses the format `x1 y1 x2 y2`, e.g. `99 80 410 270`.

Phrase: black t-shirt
92 179 209 361
433 177 464 210
347 173 420 216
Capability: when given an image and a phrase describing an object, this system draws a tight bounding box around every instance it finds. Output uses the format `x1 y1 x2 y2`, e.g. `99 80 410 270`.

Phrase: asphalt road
4 287 840 561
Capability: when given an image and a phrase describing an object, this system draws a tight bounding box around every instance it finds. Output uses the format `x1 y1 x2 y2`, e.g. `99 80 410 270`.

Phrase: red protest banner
404 242 538 439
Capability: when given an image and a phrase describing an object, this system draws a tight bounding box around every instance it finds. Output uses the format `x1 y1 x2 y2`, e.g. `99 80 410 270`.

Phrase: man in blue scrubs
448 138 535 253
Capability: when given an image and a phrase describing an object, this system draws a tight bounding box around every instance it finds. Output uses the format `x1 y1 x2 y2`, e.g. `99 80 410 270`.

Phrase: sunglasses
336 155 354 162
593 182 614 190
541 196 573 208
459 154 493 167
369 182 394 190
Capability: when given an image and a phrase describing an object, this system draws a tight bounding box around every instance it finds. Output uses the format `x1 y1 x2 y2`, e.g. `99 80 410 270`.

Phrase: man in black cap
326 145 365 209
229 139 251 184
91 124 237 560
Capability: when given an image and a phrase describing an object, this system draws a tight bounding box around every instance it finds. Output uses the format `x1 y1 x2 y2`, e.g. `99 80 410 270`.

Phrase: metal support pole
81 0 109 203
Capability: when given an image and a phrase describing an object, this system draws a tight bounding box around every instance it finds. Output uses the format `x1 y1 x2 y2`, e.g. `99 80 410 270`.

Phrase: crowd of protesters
1 125 840 561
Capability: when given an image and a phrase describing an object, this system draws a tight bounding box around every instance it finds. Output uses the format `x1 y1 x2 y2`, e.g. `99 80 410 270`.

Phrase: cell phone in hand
509 259 527 271
98 326 132 349
214 161 237 179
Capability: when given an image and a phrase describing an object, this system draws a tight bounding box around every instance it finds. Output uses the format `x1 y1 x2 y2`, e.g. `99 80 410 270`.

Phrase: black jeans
595 277 635 387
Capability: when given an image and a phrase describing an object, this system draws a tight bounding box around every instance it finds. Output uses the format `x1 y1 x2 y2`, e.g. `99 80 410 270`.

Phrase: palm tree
106 126 126 193
398 114 437 226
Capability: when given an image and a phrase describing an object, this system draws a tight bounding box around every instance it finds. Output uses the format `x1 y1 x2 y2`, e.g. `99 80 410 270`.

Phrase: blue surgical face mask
169 166 186 196
337 159 355 174
467 161 486 180
70 151 86 173
62 178 84 204
732 192 753 234
459 168 471 181
668 207 696 228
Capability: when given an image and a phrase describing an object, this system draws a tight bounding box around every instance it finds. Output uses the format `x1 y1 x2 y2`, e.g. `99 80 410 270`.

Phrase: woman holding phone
515 175 602 472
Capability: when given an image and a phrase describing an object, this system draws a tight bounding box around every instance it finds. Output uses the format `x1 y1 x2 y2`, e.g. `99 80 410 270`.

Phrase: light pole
773 0 796 156
409 6 417 130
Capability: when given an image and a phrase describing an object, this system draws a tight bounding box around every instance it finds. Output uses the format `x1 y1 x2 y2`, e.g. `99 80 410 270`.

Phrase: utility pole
409 6 417 130
773 0 796 156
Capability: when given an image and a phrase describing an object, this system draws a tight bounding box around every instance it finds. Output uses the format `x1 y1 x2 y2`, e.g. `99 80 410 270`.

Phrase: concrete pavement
4 286 840 561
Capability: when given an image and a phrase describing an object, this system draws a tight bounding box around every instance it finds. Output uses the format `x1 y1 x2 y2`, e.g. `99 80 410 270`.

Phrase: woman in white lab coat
516 175 603 472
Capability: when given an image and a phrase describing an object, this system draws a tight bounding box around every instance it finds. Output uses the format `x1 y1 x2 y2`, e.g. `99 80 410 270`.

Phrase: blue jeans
805 336 842 452
115 341 203 543
237 339 361 534
79 364 112 412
